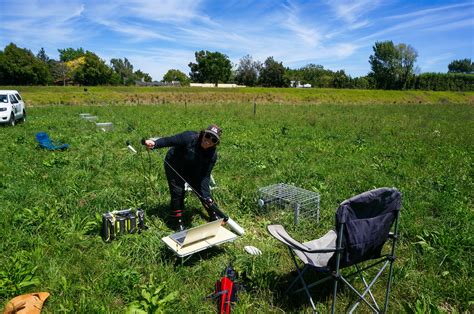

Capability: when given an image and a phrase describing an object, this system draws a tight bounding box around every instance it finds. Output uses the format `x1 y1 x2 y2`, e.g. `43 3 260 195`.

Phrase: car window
15 93 23 101
9 94 18 104
0 95 7 103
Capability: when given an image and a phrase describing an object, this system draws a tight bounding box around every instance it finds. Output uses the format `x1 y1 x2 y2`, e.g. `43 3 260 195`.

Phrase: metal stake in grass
125 140 156 210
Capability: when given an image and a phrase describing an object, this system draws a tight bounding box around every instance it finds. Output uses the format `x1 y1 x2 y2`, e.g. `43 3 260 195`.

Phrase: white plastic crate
96 122 114 132
83 115 98 122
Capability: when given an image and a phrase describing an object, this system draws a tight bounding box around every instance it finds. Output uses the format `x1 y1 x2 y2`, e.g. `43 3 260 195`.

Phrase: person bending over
144 124 222 231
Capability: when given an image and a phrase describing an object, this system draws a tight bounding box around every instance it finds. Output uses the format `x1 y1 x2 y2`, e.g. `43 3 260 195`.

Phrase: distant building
135 81 181 87
290 81 312 88
190 83 246 88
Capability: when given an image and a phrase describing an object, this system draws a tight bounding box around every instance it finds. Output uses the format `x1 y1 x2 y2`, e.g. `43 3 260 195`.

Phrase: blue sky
1 0 473 81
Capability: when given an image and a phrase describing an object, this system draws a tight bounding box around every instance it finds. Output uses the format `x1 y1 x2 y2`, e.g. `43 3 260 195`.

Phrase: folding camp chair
35 132 69 151
268 187 401 313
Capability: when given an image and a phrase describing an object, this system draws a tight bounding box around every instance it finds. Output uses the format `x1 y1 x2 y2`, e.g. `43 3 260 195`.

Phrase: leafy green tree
235 55 261 86
298 64 335 88
332 70 350 88
73 51 113 85
259 57 288 87
58 47 85 62
448 58 473 73
163 69 189 85
415 72 474 91
368 41 418 89
49 60 70 86
188 50 232 86
0 43 50 85
36 48 49 63
397 43 418 89
284 68 303 86
110 58 135 85
351 76 371 89
36 48 53 84
368 41 400 89
135 70 152 83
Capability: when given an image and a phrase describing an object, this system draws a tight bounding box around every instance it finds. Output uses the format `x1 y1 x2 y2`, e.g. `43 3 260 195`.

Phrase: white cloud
97 20 173 41
356 9 473 44
0 1 87 46
423 19 473 32
327 0 381 25
123 0 209 23
387 2 472 20
282 1 322 47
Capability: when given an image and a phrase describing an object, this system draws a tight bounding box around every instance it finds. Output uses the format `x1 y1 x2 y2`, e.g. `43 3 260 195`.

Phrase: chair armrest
285 244 334 253
304 247 342 254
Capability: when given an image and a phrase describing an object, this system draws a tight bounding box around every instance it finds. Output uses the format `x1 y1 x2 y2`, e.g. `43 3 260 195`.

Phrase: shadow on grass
146 203 214 230
268 270 338 312
155 239 227 268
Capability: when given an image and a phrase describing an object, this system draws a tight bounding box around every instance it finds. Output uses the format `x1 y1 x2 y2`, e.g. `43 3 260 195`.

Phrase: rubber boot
172 210 185 231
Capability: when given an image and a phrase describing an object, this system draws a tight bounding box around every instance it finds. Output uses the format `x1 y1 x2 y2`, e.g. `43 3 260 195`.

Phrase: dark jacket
153 131 217 199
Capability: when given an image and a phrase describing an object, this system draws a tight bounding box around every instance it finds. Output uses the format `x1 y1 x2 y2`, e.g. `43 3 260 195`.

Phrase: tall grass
0 98 472 312
2 85 474 106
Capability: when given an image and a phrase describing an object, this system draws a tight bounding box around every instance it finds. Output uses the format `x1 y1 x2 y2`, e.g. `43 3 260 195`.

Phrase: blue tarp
35 132 69 151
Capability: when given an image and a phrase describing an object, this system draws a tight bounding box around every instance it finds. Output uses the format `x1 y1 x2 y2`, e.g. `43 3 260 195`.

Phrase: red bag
208 266 241 314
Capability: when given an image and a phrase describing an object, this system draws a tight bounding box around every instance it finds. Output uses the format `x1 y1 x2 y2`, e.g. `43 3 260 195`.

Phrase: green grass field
1 87 473 313
10 85 474 106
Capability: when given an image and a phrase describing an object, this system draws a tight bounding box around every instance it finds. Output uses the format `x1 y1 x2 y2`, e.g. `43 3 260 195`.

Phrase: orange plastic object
3 292 50 314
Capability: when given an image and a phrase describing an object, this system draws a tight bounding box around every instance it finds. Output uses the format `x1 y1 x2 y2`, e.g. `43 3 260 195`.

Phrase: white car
0 90 26 126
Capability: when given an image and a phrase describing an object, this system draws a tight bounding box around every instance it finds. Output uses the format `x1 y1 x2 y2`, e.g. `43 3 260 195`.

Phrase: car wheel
19 110 26 123
9 113 15 126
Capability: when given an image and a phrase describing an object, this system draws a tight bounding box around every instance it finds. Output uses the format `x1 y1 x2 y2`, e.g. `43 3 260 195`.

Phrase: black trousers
164 162 212 220
164 163 186 215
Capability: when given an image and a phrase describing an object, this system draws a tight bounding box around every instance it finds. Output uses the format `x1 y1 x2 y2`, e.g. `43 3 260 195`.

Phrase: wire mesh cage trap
257 183 320 224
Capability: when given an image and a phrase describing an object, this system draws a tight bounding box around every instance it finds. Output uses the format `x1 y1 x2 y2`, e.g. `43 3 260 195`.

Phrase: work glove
203 198 221 221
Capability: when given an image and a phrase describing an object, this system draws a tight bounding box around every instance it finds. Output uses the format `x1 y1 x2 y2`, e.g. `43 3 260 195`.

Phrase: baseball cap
204 124 222 141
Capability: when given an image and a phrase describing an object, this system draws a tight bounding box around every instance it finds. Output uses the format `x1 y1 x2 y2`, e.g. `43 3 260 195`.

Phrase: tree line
0 44 152 86
0 41 473 91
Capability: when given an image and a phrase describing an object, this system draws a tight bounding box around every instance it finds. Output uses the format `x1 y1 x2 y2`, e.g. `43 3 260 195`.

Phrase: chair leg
345 261 389 313
285 264 316 311
340 276 380 313
331 276 338 314
383 258 396 313
285 264 308 294
349 264 379 313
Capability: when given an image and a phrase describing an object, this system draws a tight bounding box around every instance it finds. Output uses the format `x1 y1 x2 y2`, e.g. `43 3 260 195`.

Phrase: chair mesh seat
296 230 336 267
